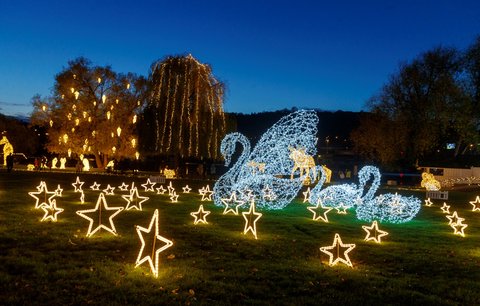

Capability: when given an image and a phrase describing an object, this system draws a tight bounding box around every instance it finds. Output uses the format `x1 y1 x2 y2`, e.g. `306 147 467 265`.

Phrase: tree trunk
94 152 104 169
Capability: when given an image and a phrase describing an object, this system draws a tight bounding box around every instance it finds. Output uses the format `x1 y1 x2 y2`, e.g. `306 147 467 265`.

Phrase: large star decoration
90 182 101 191
199 185 214 201
122 187 149 210
440 203 451 214
446 211 464 226
320 233 356 267
469 196 480 212
135 209 173 278
362 221 389 243
221 192 245 215
191 205 211 224
29 181 56 209
102 184 115 195
156 185 167 195
40 199 64 222
72 176 84 192
141 179 156 192
424 198 433 207
182 185 192 193
450 220 468 237
307 200 332 223
242 200 263 239
76 193 124 237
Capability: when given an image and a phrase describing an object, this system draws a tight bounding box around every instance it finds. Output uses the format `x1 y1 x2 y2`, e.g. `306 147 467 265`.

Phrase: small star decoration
76 193 124 237
191 205 211 224
221 192 245 215
362 221 389 243
320 233 356 267
242 199 263 239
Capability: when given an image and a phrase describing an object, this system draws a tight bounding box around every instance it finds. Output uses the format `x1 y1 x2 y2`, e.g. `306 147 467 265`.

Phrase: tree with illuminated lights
31 57 147 168
142 54 226 163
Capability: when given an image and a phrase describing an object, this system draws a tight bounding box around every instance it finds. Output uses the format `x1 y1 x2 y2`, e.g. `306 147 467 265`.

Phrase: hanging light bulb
75 118 80 126
49 120 53 127
117 127 122 137
42 105 47 111
68 148 72 157
115 99 119 104
132 115 137 124
92 130 96 137
67 113 72 120
71 128 75 133
126 83 130 89
88 116 92 122
107 111 111 120
93 101 96 106
111 132 114 138
112 146 116 153
70 87 75 93
102 95 107 103
83 111 87 118
73 74 76 79
135 152 140 160
83 144 87 151
97 77 102 83
63 134 69 144
74 91 80 100
131 138 136 148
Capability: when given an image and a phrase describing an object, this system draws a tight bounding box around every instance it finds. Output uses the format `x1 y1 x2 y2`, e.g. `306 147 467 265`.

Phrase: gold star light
55 185 63 197
167 182 175 196
191 205 211 224
182 185 192 193
199 185 213 201
320 233 356 267
450 220 468 237
335 203 348 215
122 187 149 210
307 199 332 222
29 181 56 209
135 209 173 278
40 199 64 222
424 198 433 207
102 184 115 195
156 185 167 195
469 196 480 212
446 211 464 226
302 187 311 203
76 193 124 237
440 203 450 214
221 192 245 215
362 221 389 243
72 176 84 192
118 182 129 191
169 192 179 203
141 178 156 192
90 182 101 191
242 200 263 239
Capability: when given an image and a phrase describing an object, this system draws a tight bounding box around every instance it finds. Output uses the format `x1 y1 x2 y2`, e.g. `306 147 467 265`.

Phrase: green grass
1 171 480 305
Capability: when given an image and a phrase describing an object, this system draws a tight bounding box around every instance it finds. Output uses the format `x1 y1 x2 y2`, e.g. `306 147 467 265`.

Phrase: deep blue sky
1 0 480 117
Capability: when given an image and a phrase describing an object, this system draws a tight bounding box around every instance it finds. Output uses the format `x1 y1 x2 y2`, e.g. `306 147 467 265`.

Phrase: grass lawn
1 170 480 305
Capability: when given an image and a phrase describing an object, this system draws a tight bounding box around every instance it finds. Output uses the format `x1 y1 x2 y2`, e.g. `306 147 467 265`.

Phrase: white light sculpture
135 209 173 278
440 203 451 214
213 110 319 210
76 193 124 237
141 179 156 192
356 192 421 224
289 147 316 183
51 157 58 169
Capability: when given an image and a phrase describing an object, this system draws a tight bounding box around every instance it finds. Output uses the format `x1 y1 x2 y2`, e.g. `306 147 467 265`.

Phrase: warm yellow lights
182 185 192 193
362 221 389 243
90 182 101 191
0 135 14 166
167 181 175 196
446 211 463 226
107 111 111 120
421 172 441 191
302 187 311 203
469 196 480 211
320 233 356 267
156 185 167 195
307 200 332 223
199 185 214 201
242 200 262 239
63 134 69 144
118 182 129 191
191 205 210 224
131 138 136 148
289 147 316 181
141 179 156 192
40 199 64 222
450 220 468 237
117 127 122 137
29 181 56 209
164 169 176 179
221 192 245 215
76 193 124 237
135 209 173 278
169 192 179 202
122 187 149 211
424 198 433 207
132 114 137 123
97 77 102 83
440 203 451 214
74 91 80 100
102 94 107 103
102 184 115 195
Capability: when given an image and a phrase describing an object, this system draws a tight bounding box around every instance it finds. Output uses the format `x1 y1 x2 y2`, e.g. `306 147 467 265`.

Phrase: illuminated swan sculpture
309 165 381 209
356 192 421 224
213 110 319 210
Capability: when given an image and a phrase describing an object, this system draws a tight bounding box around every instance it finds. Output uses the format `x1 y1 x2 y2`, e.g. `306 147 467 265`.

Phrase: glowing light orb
190 205 211 224
362 221 388 243
320 233 356 267
135 209 173 278
76 193 124 237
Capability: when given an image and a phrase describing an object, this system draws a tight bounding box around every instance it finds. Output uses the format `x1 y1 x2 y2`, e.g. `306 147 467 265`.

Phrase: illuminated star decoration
72 176 84 193
135 209 173 278
320 233 356 267
76 193 124 237
450 219 468 237
199 185 214 201
190 205 211 224
167 181 175 196
440 203 451 214
169 192 179 203
55 185 63 197
242 199 263 239
118 182 129 191
362 221 389 243
90 182 101 191
335 204 348 215
302 187 311 203
40 199 64 222
122 187 149 210
446 211 464 226
29 181 56 209
307 200 333 223
156 185 167 195
469 196 480 212
424 198 433 207
182 185 192 193
221 192 245 215
102 184 115 195
262 185 277 201
141 178 156 192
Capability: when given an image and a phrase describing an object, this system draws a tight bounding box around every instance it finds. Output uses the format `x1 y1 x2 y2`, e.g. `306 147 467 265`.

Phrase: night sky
1 0 479 117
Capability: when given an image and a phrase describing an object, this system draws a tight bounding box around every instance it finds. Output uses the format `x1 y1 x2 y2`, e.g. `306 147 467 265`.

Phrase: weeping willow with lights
144 54 226 160
31 57 147 168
